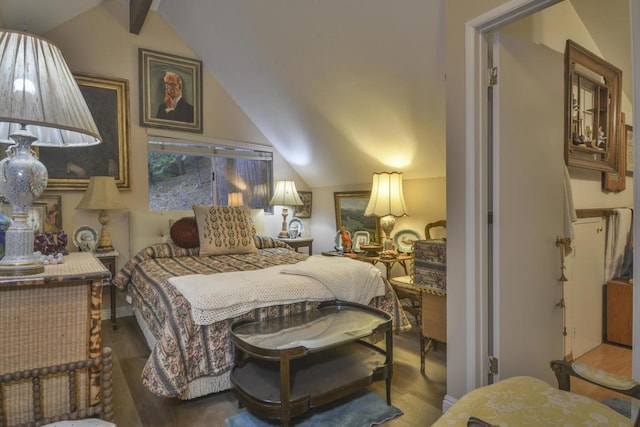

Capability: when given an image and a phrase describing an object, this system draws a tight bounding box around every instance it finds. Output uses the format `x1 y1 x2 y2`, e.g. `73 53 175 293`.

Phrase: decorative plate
394 229 421 253
73 225 98 252
352 230 370 252
288 217 304 234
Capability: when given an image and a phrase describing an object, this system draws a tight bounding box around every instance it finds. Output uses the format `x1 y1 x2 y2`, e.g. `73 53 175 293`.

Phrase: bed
112 206 411 400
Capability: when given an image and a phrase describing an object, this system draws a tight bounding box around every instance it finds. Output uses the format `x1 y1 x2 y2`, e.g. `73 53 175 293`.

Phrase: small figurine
597 126 606 148
341 226 352 253
78 231 96 252
57 230 68 255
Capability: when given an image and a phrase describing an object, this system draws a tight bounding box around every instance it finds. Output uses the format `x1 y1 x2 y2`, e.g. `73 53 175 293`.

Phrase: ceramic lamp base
0 129 47 276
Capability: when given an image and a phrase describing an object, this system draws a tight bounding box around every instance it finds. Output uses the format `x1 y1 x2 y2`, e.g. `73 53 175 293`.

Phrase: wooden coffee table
230 301 393 426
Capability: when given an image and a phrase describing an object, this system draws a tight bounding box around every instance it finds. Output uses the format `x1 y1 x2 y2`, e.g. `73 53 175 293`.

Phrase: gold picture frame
139 48 203 133
626 124 634 177
39 74 131 190
333 191 380 243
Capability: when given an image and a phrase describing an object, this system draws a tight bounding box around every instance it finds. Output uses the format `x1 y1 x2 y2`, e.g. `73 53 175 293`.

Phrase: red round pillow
170 217 200 248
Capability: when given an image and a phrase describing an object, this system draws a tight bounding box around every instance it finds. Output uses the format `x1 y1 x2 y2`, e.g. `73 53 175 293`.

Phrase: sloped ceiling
156 0 447 188
0 0 630 188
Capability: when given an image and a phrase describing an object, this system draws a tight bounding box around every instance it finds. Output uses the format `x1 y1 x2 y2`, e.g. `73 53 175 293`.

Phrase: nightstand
95 250 118 329
277 237 313 255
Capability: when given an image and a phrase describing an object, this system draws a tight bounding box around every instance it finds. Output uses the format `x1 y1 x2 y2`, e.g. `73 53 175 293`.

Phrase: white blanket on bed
168 256 385 325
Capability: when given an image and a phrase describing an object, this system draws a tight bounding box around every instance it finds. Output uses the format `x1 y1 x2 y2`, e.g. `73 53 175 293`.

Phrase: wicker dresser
0 252 110 425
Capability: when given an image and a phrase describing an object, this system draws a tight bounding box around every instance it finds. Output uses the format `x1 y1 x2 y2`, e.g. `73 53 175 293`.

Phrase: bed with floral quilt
112 206 410 400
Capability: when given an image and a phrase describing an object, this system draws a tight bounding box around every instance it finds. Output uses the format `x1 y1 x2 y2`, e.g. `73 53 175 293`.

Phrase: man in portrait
156 71 194 123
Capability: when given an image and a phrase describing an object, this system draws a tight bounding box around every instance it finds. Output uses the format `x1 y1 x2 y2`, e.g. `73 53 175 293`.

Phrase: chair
432 360 640 426
0 347 115 427
425 220 446 239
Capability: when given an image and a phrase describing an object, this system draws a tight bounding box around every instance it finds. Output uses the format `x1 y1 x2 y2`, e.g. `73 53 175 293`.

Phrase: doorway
453 0 639 402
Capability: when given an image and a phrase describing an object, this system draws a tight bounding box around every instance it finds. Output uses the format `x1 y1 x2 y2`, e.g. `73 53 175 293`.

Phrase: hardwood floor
570 342 632 403
101 316 446 426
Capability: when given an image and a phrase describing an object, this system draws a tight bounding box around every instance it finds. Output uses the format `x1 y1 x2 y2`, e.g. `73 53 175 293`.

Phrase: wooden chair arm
551 359 640 427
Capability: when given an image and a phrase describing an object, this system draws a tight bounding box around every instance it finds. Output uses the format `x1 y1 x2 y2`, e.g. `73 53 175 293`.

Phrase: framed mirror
565 40 622 172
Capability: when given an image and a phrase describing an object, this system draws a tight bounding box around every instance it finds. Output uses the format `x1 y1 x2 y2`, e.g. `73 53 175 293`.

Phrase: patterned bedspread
113 236 410 398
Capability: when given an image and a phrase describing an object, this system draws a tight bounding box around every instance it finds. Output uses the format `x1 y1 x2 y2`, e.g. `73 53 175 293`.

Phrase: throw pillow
192 205 258 256
169 217 200 249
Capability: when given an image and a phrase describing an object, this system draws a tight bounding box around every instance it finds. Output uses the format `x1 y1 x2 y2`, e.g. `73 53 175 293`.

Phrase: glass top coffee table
230 300 393 426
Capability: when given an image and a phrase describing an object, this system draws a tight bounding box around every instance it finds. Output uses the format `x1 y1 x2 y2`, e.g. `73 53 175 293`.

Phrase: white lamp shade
0 30 101 146
228 192 244 206
76 176 125 211
364 172 408 217
269 180 303 206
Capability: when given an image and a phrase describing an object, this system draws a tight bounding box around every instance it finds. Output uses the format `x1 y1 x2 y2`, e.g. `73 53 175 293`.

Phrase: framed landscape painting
295 191 312 218
39 74 131 190
334 191 380 243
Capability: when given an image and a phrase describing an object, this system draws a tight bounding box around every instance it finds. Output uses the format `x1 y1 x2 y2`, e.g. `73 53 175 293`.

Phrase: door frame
463 0 640 389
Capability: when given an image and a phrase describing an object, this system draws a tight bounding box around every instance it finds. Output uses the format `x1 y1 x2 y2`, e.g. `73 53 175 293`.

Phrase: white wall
42 0 304 264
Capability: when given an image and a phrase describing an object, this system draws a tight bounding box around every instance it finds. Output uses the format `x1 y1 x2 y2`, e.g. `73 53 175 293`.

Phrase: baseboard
442 394 457 413
101 305 133 321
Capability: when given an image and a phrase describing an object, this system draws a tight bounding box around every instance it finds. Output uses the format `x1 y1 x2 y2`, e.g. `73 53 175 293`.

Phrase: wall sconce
0 31 101 275
269 181 303 238
364 171 408 251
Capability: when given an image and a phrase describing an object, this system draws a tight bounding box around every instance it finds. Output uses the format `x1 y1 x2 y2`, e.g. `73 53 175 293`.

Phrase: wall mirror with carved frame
565 39 622 172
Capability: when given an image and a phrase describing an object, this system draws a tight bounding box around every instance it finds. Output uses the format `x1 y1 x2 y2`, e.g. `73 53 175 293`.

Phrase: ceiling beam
130 0 153 34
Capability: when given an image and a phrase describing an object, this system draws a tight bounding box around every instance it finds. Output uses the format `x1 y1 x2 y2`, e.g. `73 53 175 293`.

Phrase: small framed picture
36 194 62 232
295 191 312 218
139 48 203 133
626 124 634 177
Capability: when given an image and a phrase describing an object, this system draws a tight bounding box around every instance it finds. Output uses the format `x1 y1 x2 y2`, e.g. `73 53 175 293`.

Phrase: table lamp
269 180 303 238
364 172 408 251
76 176 125 253
0 31 101 275
227 192 244 206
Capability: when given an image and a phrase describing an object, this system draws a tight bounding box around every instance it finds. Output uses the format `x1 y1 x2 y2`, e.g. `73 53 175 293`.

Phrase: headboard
129 208 265 257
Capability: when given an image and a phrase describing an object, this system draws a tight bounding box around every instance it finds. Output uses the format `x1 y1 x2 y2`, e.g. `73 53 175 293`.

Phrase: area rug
602 397 631 418
225 389 403 427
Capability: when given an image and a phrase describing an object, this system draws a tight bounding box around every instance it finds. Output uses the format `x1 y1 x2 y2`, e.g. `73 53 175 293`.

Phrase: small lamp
364 172 408 251
76 176 125 253
0 31 101 275
269 180 303 238
227 192 244 206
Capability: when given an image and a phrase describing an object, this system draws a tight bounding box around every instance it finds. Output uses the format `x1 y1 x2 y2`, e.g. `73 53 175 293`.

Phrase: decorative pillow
169 217 200 249
192 205 258 256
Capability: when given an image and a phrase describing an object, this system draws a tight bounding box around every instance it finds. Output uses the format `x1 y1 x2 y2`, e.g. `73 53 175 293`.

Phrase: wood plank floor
570 343 632 403
102 316 446 426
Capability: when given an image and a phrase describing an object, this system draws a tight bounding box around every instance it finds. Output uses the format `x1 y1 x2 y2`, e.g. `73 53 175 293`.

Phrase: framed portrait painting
139 48 203 133
334 191 380 243
39 74 131 190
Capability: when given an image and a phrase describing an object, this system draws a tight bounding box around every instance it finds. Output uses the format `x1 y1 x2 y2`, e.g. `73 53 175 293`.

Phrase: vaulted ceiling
0 0 631 188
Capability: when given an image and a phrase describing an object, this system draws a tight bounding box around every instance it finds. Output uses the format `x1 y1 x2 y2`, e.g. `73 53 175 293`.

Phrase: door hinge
489 67 498 86
489 356 499 375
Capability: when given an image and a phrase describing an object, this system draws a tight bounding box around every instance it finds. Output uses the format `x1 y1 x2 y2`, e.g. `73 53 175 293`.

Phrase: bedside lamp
269 180 303 238
364 172 408 251
76 176 125 253
227 192 244 206
0 31 101 275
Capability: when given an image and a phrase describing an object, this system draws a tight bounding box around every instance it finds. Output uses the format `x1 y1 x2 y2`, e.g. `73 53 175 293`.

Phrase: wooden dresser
0 252 110 424
606 279 633 347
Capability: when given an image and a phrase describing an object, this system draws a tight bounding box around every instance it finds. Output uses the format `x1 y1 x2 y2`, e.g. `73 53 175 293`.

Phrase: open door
489 31 566 384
